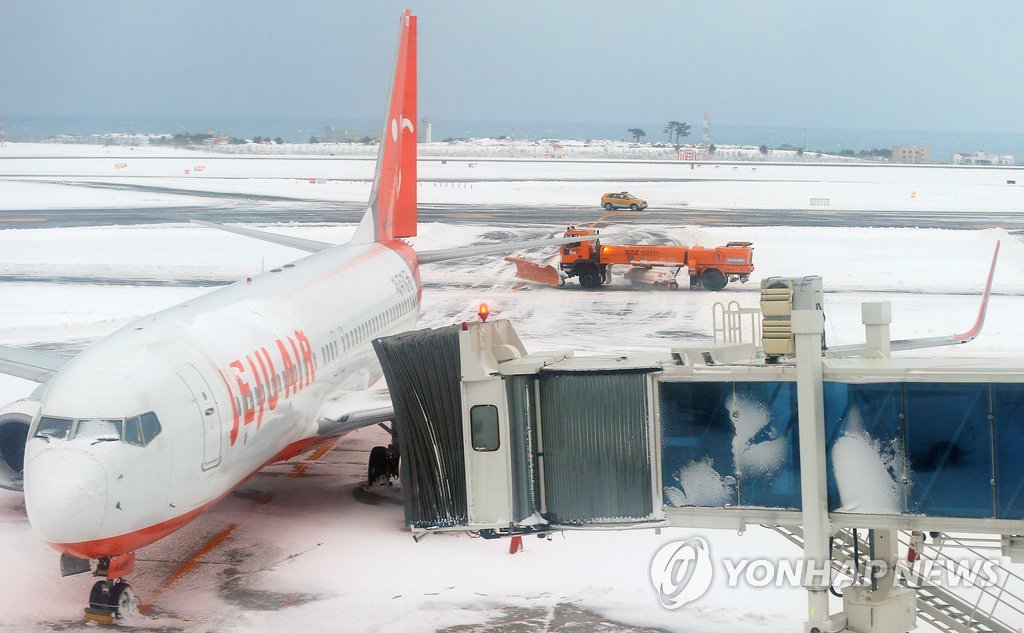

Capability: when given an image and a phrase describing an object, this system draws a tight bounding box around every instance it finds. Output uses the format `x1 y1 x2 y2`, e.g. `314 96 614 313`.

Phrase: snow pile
665 457 734 507
727 393 787 479
832 408 906 513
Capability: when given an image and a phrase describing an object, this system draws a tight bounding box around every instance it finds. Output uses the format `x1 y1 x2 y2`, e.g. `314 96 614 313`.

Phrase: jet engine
0 399 39 491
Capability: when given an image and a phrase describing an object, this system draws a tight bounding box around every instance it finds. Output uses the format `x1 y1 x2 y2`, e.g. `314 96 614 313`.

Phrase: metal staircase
768 526 1024 633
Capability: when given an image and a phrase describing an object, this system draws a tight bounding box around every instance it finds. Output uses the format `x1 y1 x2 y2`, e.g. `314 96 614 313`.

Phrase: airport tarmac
2 151 1024 632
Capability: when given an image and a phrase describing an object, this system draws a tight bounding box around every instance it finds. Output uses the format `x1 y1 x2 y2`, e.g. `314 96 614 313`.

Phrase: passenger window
139 412 161 443
34 416 72 440
470 405 500 451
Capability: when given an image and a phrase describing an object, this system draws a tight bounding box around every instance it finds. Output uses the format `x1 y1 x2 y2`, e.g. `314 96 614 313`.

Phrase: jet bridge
374 277 1024 633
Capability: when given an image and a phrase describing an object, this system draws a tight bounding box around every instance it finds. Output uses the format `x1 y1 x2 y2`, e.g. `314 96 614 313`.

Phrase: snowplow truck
507 227 754 290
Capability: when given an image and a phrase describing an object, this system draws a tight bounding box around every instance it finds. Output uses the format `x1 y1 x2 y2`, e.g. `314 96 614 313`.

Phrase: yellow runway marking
289 438 340 479
141 523 239 612
1 217 43 223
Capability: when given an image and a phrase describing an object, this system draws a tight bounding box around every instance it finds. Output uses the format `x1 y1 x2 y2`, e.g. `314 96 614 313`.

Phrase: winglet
351 9 417 244
954 240 1000 343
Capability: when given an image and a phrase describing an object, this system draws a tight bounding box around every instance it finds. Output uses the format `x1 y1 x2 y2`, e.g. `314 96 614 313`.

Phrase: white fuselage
22 239 420 558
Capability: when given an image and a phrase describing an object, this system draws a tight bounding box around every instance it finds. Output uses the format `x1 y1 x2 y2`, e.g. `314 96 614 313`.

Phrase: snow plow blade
505 256 561 286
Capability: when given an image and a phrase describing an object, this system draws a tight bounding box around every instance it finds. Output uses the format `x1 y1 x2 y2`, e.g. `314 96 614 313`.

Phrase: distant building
323 126 356 143
953 151 1015 166
892 145 930 164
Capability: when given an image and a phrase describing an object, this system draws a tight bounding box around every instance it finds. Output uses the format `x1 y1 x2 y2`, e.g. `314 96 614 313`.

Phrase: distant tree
796 147 804 156
839 149 855 156
663 121 679 143
308 136 320 144
708 143 717 154
360 135 373 145
253 136 263 144
664 121 691 147
628 128 646 143
674 122 691 145
759 144 769 155
273 136 284 145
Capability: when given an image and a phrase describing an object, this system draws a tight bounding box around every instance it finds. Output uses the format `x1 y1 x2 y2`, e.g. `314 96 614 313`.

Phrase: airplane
0 9 599 621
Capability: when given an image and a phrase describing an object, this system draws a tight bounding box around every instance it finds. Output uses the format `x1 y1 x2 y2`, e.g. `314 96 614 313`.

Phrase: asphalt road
3 177 1024 232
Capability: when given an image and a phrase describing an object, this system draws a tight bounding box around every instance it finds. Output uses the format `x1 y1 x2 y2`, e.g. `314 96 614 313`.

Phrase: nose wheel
86 579 138 622
81 555 140 624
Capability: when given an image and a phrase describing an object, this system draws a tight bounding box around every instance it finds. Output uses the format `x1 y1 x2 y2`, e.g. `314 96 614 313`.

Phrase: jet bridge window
470 404 500 451
34 416 73 440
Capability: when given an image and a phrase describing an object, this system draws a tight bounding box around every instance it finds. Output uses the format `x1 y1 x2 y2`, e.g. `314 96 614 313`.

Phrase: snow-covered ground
0 146 1023 632
4 142 1024 215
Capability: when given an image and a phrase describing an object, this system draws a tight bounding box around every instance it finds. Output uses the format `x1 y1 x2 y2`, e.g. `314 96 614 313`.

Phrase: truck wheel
700 268 727 291
603 202 613 210
669 282 679 290
630 203 639 211
578 270 601 288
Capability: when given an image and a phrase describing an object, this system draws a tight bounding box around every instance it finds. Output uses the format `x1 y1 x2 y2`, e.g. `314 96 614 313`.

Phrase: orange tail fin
351 9 417 243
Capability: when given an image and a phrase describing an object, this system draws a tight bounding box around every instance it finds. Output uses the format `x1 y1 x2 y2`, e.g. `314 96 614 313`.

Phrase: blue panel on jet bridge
660 379 1024 521
659 381 802 511
824 382 1004 519
993 383 1024 519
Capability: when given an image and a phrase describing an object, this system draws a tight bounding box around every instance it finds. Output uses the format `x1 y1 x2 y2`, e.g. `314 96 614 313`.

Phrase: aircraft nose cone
24 446 108 545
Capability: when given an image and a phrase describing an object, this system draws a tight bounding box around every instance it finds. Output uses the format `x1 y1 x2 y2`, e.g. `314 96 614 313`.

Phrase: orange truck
506 226 754 290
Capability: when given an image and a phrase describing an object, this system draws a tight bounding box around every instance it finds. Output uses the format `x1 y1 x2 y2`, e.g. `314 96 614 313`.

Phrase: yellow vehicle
601 191 647 211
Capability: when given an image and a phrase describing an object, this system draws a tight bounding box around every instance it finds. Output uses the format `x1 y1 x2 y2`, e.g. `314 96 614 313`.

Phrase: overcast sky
2 1 1022 133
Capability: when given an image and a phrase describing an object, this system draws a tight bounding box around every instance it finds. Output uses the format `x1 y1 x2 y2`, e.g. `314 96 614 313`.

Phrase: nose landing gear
82 554 139 624
86 579 139 623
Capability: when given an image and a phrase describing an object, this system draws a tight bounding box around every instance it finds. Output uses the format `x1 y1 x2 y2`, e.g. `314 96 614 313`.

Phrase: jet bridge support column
793 306 836 633
861 302 901 596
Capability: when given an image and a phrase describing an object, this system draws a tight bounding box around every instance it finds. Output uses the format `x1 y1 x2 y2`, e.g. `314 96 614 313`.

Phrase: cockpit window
139 412 161 443
33 412 161 446
123 416 143 446
125 412 161 447
34 417 72 440
74 418 123 442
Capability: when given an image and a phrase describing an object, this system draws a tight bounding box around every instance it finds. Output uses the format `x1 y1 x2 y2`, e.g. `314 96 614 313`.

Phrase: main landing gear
81 554 139 624
368 422 401 485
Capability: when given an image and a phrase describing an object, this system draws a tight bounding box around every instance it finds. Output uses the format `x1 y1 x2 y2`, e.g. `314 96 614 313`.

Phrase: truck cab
560 227 606 288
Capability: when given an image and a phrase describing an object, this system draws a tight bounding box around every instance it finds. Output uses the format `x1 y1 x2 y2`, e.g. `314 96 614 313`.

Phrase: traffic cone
509 535 523 555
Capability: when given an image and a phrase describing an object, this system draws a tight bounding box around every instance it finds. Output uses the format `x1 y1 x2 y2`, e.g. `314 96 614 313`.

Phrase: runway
3 183 1024 232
